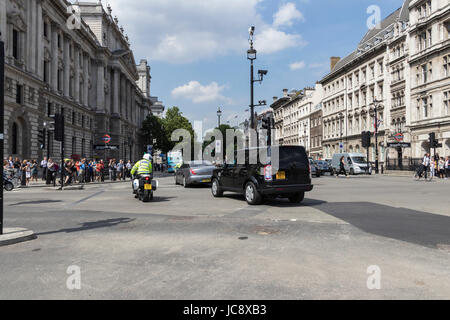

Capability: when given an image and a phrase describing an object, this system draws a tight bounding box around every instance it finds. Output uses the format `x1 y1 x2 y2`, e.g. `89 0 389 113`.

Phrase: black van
211 146 313 205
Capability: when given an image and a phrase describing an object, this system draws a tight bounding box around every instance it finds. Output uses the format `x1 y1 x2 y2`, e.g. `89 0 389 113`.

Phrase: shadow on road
265 198 327 207
316 202 450 249
151 196 176 203
9 200 63 206
35 218 135 236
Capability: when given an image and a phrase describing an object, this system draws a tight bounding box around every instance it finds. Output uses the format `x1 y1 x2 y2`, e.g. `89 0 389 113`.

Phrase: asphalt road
0 174 449 299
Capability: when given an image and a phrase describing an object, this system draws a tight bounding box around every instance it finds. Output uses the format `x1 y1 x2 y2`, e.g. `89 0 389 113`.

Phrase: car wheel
350 168 355 175
288 192 305 204
244 182 262 205
211 178 223 197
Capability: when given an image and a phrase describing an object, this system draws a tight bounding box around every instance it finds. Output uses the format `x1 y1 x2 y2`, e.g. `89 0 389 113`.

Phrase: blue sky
106 0 405 130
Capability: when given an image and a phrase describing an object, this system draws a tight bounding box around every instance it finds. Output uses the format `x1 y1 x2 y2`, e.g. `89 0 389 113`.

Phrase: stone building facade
407 0 450 158
320 1 412 164
320 0 450 164
0 0 164 162
270 84 322 154
309 103 323 160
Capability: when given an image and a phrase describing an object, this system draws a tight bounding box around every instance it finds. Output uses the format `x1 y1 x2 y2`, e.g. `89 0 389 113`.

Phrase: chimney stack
330 57 341 71
283 89 288 97
273 96 278 102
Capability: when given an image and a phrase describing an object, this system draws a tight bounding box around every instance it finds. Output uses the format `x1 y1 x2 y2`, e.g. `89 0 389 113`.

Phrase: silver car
175 160 216 187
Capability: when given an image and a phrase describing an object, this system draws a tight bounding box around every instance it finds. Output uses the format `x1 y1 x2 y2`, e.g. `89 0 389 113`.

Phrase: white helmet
143 153 151 161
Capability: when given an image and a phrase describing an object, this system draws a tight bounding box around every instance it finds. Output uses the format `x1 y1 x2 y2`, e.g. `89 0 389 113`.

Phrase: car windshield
189 161 213 167
315 161 327 165
351 156 367 164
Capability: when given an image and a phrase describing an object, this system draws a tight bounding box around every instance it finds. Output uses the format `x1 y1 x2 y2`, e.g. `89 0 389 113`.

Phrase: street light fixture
247 26 268 131
217 107 222 127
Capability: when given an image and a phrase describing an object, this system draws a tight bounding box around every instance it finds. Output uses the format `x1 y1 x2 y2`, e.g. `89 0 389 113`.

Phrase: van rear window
277 146 308 168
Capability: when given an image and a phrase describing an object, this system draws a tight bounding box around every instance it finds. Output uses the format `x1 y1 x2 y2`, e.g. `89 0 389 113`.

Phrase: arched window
12 123 18 154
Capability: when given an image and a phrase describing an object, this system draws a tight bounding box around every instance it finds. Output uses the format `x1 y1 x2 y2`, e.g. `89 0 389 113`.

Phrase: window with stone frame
12 29 20 60
443 55 450 78
444 91 450 115
16 84 23 104
422 97 428 118
44 61 49 84
44 21 48 39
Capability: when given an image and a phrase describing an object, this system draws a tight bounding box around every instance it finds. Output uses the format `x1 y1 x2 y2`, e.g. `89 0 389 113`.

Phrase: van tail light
264 165 273 181
190 169 197 175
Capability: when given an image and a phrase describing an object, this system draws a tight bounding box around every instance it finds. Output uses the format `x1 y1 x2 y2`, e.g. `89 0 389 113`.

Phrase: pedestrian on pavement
20 160 28 186
445 156 450 180
117 160 124 180
126 160 132 179
430 155 436 178
438 157 445 179
31 160 38 183
336 156 348 177
422 153 430 179
40 157 48 181
96 160 105 182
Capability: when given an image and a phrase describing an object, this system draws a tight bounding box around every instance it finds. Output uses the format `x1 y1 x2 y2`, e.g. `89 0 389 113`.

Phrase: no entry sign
102 134 111 144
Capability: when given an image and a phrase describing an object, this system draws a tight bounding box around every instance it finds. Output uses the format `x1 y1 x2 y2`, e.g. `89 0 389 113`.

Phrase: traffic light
261 117 270 130
361 131 371 148
38 129 45 149
54 113 64 142
429 132 437 148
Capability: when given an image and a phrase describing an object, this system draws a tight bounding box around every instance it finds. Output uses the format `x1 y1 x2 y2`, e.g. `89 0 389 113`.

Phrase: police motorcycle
133 174 158 202
132 154 158 202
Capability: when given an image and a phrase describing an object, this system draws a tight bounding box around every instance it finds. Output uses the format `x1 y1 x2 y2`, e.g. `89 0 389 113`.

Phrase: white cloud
289 61 306 70
103 0 306 63
273 3 305 28
171 81 228 104
256 27 307 54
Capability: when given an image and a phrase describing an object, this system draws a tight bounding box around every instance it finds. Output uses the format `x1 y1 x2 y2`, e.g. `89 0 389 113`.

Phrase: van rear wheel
289 192 305 204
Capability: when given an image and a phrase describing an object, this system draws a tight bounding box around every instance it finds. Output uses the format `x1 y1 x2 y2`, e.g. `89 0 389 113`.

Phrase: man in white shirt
40 157 48 181
422 153 430 179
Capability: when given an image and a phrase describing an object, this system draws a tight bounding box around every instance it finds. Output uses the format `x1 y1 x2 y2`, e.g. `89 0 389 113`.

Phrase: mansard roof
320 0 411 83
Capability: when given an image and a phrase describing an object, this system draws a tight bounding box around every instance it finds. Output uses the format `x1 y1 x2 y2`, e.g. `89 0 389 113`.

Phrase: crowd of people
3 156 148 187
3 155 169 188
420 153 450 179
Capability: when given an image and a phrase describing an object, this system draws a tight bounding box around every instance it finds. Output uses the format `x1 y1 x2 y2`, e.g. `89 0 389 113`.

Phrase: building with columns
0 0 164 162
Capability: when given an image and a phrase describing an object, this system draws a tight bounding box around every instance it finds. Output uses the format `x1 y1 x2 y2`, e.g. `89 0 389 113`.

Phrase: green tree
162 106 196 154
140 114 169 153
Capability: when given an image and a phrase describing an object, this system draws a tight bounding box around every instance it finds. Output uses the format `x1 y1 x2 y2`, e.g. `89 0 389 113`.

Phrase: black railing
386 158 422 171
